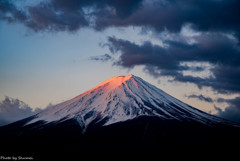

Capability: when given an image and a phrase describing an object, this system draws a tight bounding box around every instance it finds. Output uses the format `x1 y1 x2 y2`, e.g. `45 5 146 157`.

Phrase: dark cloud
0 97 41 126
0 0 27 23
0 0 144 32
187 94 213 103
51 0 143 18
108 33 240 68
1 0 239 34
0 0 14 13
215 97 240 123
90 54 112 62
95 0 240 36
27 3 88 32
0 0 89 31
106 33 240 93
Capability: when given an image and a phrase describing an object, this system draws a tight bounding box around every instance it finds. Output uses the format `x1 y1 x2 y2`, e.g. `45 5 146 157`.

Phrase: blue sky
0 21 150 107
1 0 240 123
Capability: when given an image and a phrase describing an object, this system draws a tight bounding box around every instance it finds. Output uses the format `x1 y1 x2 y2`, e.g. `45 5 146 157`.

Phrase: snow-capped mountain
20 74 234 132
1 75 240 157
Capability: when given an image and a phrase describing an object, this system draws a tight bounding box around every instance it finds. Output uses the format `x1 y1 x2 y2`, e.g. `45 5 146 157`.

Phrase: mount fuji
7 74 235 129
1 75 239 158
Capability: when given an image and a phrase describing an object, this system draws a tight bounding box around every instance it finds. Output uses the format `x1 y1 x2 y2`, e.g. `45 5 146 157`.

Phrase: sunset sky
1 0 240 122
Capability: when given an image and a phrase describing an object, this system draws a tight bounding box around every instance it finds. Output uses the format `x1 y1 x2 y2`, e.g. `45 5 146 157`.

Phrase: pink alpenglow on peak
91 74 135 90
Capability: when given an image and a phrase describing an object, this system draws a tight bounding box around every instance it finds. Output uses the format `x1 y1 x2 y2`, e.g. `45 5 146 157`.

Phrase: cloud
215 97 240 123
187 94 213 103
106 33 240 94
0 0 27 23
90 54 112 62
0 0 88 32
0 97 41 126
94 0 240 36
0 0 144 32
27 3 89 32
1 0 239 36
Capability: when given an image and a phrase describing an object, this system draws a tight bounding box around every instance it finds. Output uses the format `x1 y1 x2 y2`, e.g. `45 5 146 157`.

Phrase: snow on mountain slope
25 74 235 131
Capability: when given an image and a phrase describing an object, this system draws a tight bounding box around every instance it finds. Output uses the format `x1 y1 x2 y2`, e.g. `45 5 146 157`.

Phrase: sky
0 0 240 123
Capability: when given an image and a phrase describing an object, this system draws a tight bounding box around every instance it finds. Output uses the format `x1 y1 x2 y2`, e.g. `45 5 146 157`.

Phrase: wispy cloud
187 94 213 103
89 54 112 62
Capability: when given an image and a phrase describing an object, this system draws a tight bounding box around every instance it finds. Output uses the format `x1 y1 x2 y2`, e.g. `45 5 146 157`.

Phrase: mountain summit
19 74 234 132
